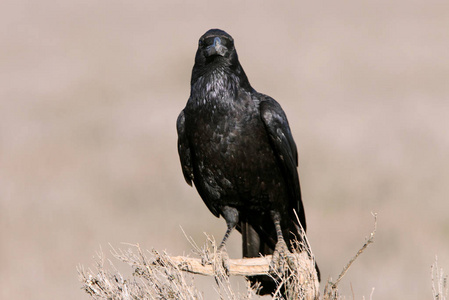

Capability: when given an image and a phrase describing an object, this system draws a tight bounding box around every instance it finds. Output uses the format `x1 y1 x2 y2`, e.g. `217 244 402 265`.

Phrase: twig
332 213 377 289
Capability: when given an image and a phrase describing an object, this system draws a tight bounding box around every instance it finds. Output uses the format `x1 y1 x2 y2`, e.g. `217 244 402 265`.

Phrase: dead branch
160 252 318 278
164 255 272 276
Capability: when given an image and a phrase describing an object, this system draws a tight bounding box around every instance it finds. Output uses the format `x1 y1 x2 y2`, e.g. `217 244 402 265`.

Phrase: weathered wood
168 255 273 276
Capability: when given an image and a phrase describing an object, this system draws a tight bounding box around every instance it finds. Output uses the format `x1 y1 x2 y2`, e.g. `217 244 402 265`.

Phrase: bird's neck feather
191 64 251 103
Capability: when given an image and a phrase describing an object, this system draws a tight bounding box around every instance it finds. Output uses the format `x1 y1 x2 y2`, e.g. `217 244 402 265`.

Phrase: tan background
1 0 448 299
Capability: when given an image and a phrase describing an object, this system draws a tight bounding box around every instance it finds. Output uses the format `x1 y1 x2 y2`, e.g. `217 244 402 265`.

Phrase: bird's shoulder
250 92 289 126
251 91 298 166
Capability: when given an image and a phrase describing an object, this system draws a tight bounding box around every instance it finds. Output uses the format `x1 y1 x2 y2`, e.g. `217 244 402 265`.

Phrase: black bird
177 29 318 294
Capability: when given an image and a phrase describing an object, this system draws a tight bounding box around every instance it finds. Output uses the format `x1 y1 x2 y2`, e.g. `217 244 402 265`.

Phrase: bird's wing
177 109 220 217
259 96 307 231
176 109 193 186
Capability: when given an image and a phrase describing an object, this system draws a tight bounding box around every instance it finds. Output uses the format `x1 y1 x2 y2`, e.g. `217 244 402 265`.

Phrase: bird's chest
185 96 265 160
185 95 279 202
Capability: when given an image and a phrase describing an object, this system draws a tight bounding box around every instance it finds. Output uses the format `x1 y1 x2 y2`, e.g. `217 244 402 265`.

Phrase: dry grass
78 234 319 300
78 215 383 300
79 214 447 300
79 245 205 299
432 257 448 300
79 242 258 300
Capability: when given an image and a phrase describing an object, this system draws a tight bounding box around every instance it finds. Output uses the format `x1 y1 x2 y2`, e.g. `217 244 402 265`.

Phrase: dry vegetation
432 258 448 300
79 215 448 300
79 236 319 299
79 216 381 299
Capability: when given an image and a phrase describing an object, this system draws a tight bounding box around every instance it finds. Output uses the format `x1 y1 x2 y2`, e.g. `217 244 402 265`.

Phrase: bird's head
194 29 238 68
191 29 250 89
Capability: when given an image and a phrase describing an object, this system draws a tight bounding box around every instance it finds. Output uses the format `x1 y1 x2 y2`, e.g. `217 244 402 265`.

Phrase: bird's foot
270 239 295 274
214 247 231 277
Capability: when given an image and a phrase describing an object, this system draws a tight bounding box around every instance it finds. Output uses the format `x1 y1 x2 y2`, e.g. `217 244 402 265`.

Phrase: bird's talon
215 249 231 276
270 239 295 274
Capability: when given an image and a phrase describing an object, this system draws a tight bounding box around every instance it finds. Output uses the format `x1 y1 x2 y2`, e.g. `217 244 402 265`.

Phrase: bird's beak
206 37 227 57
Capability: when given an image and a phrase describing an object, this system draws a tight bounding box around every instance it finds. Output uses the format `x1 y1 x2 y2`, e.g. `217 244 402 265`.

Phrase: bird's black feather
176 28 319 295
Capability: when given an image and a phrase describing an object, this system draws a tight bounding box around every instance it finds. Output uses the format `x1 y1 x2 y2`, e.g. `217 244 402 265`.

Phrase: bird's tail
241 221 277 296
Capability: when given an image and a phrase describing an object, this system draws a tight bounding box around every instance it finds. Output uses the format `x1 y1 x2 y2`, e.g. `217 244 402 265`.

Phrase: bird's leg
215 224 233 276
270 213 295 273
214 206 238 276
217 225 233 252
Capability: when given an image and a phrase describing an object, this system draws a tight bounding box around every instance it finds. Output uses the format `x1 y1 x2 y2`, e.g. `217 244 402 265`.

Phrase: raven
177 29 319 294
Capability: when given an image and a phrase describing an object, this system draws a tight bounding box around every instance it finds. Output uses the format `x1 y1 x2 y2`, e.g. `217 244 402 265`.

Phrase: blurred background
1 0 448 299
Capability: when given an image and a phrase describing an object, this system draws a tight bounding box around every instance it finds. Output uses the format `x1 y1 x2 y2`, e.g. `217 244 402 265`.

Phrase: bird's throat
192 67 240 104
